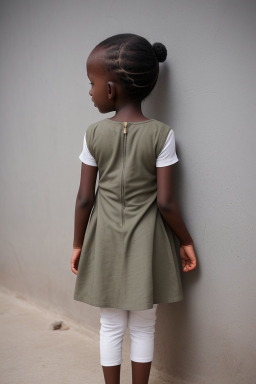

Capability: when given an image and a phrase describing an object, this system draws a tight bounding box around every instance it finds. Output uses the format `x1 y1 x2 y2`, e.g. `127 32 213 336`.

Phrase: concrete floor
0 288 168 384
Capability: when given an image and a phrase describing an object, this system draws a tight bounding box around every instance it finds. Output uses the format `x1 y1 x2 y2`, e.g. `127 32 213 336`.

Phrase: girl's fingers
71 261 76 274
185 259 196 271
180 245 197 272
71 251 80 275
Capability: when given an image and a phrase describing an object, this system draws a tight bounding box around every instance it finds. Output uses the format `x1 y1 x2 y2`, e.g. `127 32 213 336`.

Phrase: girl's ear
108 81 116 100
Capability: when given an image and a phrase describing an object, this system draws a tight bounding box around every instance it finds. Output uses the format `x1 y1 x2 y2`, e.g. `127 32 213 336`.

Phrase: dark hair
96 33 167 101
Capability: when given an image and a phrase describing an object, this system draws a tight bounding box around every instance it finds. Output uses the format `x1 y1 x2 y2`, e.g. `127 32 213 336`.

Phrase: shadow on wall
143 64 173 124
144 63 201 382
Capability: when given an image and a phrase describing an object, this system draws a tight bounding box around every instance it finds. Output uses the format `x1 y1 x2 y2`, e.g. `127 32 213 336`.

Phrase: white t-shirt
79 129 179 167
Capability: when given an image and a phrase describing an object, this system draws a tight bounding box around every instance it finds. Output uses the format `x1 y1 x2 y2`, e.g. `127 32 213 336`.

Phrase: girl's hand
71 248 81 275
180 244 197 272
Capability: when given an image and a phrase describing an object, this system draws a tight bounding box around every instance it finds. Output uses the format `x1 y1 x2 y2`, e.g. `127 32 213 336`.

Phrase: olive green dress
73 118 183 310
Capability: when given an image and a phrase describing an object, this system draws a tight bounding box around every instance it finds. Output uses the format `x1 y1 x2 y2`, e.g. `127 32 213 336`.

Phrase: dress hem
73 294 184 310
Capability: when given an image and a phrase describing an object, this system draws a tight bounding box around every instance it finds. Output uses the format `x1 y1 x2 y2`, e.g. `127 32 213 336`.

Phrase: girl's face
86 48 115 114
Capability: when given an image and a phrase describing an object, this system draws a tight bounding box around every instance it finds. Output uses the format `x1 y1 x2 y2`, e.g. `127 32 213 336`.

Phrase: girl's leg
100 307 128 384
128 304 158 384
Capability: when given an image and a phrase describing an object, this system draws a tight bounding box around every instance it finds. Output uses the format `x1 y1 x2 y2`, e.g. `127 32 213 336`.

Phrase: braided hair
96 33 167 101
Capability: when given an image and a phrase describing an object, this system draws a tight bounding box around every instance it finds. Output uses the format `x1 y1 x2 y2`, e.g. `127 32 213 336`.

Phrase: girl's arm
157 165 196 271
73 163 98 248
71 163 98 275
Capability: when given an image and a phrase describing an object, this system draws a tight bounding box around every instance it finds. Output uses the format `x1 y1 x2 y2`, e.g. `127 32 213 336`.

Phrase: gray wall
1 1 255 383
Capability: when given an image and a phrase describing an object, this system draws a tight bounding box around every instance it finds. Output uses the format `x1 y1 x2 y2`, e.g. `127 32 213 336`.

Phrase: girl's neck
109 102 149 122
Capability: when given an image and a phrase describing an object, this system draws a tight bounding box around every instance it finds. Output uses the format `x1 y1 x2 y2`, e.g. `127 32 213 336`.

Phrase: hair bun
152 42 167 63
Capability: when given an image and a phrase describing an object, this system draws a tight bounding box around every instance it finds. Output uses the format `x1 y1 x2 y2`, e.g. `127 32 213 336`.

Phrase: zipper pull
124 122 127 134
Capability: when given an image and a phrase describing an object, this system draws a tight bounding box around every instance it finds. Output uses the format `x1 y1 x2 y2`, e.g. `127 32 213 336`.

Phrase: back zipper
121 122 128 225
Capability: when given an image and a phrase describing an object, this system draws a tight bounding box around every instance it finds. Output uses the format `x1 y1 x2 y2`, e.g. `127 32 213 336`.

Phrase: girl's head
86 33 167 113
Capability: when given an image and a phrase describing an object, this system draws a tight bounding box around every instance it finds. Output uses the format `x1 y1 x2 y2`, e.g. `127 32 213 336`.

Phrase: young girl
71 33 196 384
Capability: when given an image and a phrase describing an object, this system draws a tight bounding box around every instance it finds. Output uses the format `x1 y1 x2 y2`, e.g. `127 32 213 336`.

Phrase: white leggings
99 304 158 366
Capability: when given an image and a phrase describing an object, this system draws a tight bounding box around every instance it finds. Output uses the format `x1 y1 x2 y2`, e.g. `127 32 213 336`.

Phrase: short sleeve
79 133 98 167
156 129 179 167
